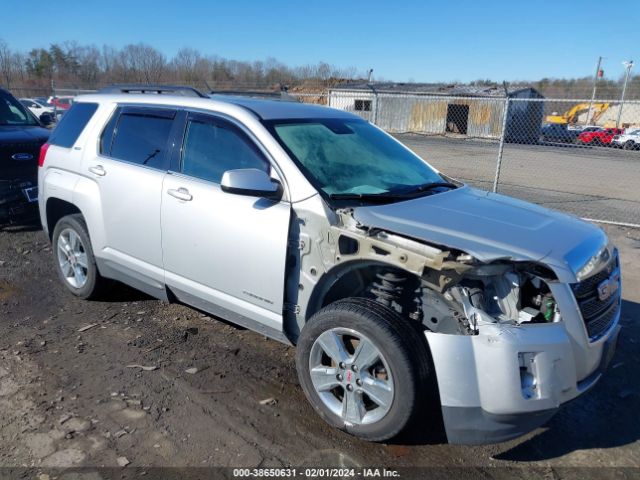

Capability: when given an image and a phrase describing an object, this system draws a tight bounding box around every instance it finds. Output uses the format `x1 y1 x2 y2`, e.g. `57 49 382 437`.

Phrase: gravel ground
0 222 638 478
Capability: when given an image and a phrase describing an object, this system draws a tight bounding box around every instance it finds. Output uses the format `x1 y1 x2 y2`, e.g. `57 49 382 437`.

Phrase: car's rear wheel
296 298 436 441
52 214 107 299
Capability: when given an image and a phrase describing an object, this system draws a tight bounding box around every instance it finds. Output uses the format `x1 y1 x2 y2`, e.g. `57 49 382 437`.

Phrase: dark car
540 123 580 143
0 88 50 226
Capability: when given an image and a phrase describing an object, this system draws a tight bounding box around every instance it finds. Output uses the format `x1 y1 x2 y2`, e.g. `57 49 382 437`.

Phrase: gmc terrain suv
39 85 621 444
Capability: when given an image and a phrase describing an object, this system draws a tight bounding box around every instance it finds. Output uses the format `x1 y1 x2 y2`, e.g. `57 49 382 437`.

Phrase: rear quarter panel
40 101 116 251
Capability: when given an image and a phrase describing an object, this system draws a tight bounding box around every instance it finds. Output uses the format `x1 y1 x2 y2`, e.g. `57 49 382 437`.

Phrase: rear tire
296 297 436 441
52 214 108 299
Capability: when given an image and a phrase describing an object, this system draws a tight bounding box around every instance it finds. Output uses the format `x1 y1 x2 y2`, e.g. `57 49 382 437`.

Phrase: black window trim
97 104 177 172
177 111 269 184
170 109 286 192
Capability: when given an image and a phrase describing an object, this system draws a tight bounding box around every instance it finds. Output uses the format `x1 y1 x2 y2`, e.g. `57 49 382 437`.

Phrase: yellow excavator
545 102 610 125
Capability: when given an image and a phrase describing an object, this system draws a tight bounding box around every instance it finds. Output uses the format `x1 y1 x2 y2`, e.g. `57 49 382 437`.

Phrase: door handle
89 165 106 176
167 187 193 201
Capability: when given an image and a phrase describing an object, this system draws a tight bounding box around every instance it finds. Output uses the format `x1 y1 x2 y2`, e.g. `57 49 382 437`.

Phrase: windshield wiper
329 182 458 202
395 181 458 195
329 192 406 202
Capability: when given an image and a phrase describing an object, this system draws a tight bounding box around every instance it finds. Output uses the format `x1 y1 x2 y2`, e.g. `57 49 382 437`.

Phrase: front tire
296 298 435 441
52 214 107 299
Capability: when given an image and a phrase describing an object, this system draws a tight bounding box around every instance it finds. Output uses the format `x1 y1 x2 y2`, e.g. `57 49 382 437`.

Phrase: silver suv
39 85 621 444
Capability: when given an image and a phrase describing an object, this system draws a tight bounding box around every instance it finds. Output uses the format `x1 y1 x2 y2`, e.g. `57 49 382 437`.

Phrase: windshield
0 93 38 126
267 118 446 198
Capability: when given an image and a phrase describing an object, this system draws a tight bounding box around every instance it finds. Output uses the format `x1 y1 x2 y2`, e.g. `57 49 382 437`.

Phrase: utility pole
585 56 603 125
617 60 634 128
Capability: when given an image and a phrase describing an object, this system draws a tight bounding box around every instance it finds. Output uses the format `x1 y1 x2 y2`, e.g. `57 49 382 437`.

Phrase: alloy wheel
308 327 394 426
56 227 89 289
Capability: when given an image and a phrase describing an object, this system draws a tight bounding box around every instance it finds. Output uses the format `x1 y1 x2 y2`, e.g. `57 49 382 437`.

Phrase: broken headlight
452 265 559 327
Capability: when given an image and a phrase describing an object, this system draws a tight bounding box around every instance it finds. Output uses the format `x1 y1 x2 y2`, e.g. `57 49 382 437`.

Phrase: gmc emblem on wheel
11 153 33 161
597 273 620 302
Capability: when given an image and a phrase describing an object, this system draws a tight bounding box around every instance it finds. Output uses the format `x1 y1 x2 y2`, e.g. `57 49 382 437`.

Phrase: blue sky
4 0 639 82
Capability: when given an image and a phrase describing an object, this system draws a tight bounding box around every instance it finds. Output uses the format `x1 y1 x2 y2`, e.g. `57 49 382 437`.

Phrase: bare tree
0 39 369 94
0 39 15 88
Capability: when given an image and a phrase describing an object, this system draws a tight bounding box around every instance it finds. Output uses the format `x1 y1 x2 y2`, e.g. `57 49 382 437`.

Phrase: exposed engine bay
303 208 562 337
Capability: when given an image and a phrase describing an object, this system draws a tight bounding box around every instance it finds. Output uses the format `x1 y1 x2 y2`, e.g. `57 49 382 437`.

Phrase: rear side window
181 117 268 183
48 103 98 148
108 110 174 169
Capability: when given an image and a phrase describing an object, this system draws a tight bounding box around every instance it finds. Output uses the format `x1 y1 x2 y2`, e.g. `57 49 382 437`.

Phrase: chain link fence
292 90 640 228
20 86 639 228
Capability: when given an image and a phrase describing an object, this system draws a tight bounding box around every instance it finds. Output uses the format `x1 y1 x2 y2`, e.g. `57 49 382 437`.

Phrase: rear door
161 111 291 336
84 106 177 295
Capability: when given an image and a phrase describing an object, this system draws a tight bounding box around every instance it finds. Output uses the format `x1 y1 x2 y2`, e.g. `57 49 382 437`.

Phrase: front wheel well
304 262 422 322
46 198 82 240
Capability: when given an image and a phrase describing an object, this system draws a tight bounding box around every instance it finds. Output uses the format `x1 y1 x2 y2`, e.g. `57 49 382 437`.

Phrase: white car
612 129 640 150
19 98 55 119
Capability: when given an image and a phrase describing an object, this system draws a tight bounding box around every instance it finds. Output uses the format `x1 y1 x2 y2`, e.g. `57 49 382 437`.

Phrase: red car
577 127 624 146
47 96 74 110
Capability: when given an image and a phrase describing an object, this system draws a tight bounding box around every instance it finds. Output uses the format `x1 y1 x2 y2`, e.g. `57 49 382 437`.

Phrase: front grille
571 252 621 341
0 142 42 182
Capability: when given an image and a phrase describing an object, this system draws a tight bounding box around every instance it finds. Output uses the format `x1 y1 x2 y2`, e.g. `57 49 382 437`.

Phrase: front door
161 112 291 336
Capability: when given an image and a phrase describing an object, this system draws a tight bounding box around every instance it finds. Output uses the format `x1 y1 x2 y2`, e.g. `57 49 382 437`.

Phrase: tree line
1 39 638 99
0 40 361 92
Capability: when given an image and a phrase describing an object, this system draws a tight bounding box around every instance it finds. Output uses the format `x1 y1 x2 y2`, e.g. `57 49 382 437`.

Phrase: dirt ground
0 221 638 477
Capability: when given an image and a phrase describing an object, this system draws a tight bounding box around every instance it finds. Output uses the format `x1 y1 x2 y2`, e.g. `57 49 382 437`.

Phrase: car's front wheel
52 214 108 299
296 298 435 441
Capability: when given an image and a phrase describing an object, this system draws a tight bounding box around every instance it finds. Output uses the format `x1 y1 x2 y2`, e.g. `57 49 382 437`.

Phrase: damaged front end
329 209 563 337
292 205 620 444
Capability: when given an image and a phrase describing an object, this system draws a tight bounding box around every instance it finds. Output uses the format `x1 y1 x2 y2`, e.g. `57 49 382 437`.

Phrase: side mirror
221 168 282 200
39 112 54 126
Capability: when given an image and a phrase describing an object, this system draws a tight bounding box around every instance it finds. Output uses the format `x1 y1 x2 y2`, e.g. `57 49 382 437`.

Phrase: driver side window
181 116 269 184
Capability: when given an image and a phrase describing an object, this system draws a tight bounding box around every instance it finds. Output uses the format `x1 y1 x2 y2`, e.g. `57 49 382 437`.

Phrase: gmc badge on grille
597 273 620 302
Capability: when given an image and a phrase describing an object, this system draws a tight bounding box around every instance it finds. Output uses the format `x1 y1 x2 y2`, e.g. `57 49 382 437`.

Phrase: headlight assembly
576 243 611 282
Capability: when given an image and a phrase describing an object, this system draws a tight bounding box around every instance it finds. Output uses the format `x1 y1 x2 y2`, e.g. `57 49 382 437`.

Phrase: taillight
38 143 50 167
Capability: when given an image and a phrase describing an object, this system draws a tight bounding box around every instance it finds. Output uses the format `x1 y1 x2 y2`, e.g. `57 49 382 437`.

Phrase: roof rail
209 90 300 102
98 84 207 98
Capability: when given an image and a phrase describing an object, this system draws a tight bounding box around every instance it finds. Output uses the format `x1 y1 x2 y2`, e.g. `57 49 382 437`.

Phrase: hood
352 186 607 282
0 125 50 144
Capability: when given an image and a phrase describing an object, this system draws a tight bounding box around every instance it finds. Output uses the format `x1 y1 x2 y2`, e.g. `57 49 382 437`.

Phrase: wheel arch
45 197 83 240
303 259 421 324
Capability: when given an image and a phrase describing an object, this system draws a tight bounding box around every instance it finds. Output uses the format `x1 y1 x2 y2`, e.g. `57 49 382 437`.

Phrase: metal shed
327 83 544 142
